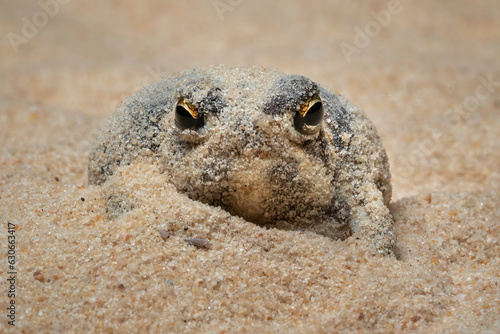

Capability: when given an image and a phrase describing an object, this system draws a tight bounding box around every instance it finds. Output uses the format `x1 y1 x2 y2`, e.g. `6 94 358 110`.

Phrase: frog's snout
225 158 275 224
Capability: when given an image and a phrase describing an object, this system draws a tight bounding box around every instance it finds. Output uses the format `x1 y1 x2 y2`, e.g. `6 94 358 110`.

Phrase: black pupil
175 105 204 130
304 102 323 126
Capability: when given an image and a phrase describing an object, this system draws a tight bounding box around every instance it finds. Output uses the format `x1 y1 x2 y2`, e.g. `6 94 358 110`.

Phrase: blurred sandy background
1 0 499 333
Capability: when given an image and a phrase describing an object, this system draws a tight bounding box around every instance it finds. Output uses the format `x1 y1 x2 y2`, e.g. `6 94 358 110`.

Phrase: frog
88 65 395 255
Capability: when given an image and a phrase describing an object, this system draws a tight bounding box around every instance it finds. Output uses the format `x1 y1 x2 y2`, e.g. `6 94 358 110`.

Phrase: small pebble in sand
158 230 170 240
33 270 45 282
184 238 213 249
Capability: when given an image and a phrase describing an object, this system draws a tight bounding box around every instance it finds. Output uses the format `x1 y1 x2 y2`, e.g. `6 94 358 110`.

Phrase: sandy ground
1 0 499 333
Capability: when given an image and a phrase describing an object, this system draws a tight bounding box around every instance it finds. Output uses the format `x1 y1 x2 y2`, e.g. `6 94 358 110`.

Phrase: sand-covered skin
1 1 500 333
88 65 394 255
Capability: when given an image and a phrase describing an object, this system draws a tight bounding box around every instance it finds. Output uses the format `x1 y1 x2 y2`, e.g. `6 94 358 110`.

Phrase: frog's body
88 65 395 255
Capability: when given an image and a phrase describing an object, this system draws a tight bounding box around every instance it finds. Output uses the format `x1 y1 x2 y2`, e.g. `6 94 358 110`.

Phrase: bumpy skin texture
88 65 395 255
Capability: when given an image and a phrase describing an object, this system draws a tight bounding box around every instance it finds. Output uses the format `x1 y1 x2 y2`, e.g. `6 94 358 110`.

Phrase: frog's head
160 66 349 238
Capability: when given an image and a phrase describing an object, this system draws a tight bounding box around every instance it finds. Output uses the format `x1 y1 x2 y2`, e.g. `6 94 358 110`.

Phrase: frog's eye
293 97 324 135
175 99 204 130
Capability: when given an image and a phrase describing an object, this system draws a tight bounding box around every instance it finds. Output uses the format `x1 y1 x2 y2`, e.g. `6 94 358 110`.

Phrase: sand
1 1 499 333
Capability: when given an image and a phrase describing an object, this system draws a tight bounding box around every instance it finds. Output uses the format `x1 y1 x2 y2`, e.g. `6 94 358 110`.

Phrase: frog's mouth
220 157 333 226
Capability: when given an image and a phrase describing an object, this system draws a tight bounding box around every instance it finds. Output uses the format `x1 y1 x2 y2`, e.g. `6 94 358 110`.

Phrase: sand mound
1 153 498 331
